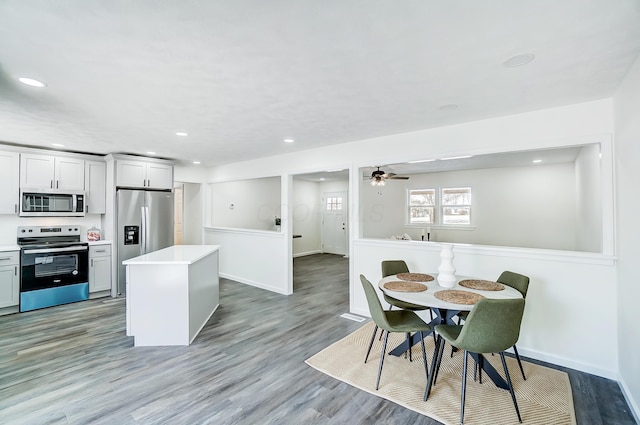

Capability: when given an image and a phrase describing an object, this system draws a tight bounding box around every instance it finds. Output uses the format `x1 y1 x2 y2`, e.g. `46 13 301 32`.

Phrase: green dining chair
496 271 530 380
451 270 529 381
360 274 433 390
433 298 526 424
378 261 434 340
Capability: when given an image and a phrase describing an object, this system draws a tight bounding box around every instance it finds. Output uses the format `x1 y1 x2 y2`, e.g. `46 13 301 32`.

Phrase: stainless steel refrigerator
116 189 174 295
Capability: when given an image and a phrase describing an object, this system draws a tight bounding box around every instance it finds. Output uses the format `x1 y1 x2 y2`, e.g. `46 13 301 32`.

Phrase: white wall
206 99 618 379
614 54 640 419
575 144 603 252
0 215 103 245
362 163 579 250
291 179 321 256
182 182 203 244
210 176 281 230
351 239 618 378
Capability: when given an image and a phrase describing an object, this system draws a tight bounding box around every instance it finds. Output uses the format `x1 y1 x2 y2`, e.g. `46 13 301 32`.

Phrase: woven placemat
434 289 485 305
459 279 504 291
383 280 428 292
396 272 434 282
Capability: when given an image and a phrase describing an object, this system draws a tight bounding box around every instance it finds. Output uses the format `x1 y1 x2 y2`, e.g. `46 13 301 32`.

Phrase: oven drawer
0 251 19 265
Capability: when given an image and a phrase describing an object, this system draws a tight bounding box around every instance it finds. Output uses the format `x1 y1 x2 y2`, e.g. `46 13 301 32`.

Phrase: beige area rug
306 322 576 425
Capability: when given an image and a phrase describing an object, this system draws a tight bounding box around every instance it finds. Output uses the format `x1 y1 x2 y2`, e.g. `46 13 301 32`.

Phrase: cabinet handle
148 179 151 187
15 266 17 275
86 205 88 213
91 259 93 267
0 257 12 261
95 249 106 253
56 180 59 189
50 180 53 188
14 204 17 214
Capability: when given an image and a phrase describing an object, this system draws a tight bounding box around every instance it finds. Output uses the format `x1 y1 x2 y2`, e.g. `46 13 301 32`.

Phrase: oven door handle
23 246 88 254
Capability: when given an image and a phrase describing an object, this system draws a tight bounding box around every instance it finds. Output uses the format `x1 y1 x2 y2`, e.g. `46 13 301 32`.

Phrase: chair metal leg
424 335 442 401
376 331 389 390
461 350 469 424
433 333 446 385
406 332 412 361
420 331 429 381
499 352 523 423
513 344 526 380
365 325 378 363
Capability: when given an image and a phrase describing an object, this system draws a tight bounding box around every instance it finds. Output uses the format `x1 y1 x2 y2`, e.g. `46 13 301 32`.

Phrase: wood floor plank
0 253 636 424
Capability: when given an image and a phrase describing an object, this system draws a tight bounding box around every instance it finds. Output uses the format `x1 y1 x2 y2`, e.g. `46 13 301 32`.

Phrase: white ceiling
1 1 639 167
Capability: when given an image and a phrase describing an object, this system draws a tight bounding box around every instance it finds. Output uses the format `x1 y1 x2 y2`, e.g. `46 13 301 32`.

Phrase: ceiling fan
369 166 409 186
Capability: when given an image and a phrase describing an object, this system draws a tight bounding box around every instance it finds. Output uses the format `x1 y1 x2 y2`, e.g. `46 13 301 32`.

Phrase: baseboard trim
618 374 640 424
219 273 290 295
293 250 322 258
513 346 616 379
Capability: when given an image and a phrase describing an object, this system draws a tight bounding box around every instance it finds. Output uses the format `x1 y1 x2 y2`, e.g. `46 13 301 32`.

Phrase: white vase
437 244 456 288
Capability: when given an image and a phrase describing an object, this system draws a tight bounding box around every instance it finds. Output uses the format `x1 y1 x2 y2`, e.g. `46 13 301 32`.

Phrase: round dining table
378 273 523 397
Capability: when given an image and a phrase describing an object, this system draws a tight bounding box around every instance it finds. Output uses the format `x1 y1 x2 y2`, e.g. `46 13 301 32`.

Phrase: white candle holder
437 244 456 288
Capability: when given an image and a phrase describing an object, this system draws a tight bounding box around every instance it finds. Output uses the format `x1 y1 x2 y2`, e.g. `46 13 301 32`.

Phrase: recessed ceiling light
503 53 535 67
146 151 156 155
440 155 473 161
18 77 46 88
408 159 436 164
438 104 458 111
319 178 325 181
532 159 542 163
176 132 188 136
192 161 201 165
51 143 64 147
283 138 295 143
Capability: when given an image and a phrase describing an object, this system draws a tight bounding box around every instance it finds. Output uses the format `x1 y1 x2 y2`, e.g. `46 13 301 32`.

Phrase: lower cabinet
89 245 112 295
0 251 20 314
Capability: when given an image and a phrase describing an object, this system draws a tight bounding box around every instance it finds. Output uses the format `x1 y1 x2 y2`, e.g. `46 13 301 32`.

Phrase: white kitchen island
124 245 221 346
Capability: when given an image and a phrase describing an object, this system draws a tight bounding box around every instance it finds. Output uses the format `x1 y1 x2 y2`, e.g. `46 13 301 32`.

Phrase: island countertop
123 245 221 265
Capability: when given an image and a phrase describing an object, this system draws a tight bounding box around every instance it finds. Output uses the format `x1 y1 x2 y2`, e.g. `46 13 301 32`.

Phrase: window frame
406 186 474 228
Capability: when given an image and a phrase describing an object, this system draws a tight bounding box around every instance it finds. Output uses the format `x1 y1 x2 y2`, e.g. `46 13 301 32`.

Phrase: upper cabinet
116 159 173 190
85 161 106 214
20 153 85 191
0 151 19 214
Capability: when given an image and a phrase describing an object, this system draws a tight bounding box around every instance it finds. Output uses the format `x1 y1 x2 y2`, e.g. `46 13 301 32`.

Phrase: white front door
322 192 347 256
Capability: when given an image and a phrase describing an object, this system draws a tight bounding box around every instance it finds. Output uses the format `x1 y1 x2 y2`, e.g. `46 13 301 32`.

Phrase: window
408 189 435 224
408 187 472 225
326 196 343 211
441 187 471 225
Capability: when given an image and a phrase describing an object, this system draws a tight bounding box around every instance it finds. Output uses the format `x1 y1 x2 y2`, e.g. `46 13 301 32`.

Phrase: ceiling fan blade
389 176 410 180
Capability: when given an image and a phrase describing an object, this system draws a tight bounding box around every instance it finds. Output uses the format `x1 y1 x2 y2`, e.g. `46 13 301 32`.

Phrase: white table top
123 245 220 265
379 273 522 311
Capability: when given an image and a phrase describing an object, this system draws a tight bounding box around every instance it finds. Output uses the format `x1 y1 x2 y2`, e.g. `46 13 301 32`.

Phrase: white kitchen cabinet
0 251 20 310
0 151 19 214
20 153 85 190
89 244 112 294
116 159 173 190
85 161 106 214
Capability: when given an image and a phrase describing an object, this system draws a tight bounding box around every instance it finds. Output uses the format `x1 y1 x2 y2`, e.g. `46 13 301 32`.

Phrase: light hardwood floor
0 254 636 424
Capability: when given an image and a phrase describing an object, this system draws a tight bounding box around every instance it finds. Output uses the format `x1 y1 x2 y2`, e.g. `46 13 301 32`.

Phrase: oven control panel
18 226 81 237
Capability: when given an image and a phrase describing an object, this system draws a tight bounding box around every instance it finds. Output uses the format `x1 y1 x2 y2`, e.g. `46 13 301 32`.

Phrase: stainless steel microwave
19 190 86 217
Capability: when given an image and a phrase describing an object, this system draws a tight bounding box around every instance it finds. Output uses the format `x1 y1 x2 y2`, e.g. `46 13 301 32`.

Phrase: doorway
322 191 347 256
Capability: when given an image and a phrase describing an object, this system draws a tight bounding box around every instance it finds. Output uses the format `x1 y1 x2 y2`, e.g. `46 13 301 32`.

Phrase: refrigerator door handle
141 206 147 254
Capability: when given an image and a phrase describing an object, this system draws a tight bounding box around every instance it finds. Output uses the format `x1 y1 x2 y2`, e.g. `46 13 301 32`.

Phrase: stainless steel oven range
18 226 89 312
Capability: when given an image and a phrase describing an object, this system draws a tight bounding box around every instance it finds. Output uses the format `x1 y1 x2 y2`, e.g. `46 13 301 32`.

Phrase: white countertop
123 245 220 265
88 240 112 246
0 245 20 252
